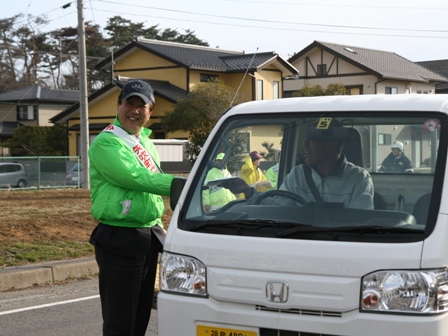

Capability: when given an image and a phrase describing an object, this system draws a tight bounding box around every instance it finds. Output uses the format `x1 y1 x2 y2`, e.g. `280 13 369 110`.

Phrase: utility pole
77 0 90 189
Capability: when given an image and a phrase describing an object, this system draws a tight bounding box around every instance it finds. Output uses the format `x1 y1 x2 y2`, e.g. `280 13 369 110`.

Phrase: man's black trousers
91 224 163 336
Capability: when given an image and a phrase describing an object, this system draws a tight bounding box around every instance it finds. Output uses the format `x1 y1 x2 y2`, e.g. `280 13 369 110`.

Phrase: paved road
0 278 158 336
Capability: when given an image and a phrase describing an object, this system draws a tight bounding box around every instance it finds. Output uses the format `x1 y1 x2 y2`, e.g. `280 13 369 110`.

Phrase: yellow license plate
197 324 258 336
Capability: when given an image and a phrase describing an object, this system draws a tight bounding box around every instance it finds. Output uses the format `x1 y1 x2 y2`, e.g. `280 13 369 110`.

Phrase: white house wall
39 105 71 126
292 49 364 77
286 47 437 95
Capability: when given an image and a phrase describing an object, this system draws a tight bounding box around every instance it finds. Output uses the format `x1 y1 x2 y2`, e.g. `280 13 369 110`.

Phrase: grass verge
1 241 95 267
0 189 172 268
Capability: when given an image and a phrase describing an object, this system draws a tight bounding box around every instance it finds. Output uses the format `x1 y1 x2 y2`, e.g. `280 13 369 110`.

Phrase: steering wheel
254 190 307 205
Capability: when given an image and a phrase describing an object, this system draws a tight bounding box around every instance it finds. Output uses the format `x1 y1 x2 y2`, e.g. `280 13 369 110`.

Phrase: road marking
0 295 100 316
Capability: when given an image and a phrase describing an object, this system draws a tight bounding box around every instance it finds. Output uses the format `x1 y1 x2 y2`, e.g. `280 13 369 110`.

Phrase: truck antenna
230 47 259 108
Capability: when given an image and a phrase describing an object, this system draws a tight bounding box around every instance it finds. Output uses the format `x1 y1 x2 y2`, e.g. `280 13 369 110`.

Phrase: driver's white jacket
278 155 374 209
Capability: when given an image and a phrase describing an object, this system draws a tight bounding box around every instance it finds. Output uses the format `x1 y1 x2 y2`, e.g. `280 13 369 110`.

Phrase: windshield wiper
277 225 424 238
187 219 310 232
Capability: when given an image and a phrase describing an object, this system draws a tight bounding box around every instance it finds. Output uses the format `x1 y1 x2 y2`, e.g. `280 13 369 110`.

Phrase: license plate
197 325 257 336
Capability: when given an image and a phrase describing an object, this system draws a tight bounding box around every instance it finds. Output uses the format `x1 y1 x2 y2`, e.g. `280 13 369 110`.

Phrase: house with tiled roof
0 86 79 156
285 40 448 96
51 38 298 157
416 59 448 94
96 38 298 92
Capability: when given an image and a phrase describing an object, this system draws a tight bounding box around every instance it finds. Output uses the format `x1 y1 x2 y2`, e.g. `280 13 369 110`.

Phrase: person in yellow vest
265 151 280 189
203 153 236 212
265 162 279 189
241 151 271 193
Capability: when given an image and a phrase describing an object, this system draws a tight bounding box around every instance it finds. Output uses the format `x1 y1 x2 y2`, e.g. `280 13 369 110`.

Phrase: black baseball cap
119 80 155 105
306 119 348 142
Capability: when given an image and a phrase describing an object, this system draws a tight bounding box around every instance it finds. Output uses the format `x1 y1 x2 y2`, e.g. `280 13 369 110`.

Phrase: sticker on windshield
316 118 332 129
423 119 439 132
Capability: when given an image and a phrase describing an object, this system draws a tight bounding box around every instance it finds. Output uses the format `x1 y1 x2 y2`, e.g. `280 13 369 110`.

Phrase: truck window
181 113 446 243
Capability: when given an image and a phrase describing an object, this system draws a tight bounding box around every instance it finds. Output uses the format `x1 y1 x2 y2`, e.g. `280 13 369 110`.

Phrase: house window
200 74 219 82
317 64 327 76
273 81 280 99
385 87 398 94
257 80 263 100
155 132 166 139
17 105 37 120
378 133 392 146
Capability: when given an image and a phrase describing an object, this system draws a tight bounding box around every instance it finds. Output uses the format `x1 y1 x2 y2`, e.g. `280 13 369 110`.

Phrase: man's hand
219 178 253 198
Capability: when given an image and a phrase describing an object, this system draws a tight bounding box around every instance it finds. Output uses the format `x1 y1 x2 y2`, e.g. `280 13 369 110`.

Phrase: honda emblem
266 282 289 303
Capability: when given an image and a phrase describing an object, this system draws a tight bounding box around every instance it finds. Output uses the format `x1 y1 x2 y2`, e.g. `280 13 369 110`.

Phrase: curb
0 256 98 292
0 257 161 294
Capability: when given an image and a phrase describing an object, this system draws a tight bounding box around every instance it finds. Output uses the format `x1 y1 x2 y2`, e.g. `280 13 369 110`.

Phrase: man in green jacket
265 151 280 189
203 153 236 212
265 162 279 189
89 80 175 336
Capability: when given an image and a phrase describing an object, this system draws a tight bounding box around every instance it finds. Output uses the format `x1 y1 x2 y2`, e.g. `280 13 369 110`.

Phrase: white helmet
391 141 403 151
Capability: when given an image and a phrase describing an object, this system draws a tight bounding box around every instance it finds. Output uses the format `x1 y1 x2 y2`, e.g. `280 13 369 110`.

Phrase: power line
216 0 448 10
89 7 448 39
11 0 448 38
94 0 448 34
13 2 76 26
87 0 97 26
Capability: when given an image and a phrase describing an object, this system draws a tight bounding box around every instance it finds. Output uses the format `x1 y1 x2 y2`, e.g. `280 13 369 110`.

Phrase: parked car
65 163 80 186
0 162 27 188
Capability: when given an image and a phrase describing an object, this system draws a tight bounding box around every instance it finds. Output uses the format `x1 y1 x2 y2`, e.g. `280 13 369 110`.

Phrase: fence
0 156 193 190
0 156 80 190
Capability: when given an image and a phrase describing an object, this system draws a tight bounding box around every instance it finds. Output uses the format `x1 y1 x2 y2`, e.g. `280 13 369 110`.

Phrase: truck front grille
256 305 342 318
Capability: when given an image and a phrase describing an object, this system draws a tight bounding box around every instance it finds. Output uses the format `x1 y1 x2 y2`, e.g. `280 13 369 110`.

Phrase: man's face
391 148 400 156
117 96 153 135
304 140 330 166
252 158 260 166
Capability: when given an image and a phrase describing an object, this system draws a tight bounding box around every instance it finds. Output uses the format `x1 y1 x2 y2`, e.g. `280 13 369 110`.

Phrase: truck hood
165 229 423 313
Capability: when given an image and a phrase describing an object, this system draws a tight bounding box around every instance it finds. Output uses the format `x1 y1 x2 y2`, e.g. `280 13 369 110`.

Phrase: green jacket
265 163 279 189
203 167 236 209
89 119 174 228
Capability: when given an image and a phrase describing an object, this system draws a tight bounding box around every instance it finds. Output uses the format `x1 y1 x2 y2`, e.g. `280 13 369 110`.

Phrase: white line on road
0 295 100 316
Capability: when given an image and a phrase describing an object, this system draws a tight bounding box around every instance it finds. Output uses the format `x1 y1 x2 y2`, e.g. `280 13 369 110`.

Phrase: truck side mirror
170 177 187 210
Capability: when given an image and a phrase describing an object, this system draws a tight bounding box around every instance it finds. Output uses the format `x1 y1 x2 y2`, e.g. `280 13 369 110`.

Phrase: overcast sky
4 0 448 62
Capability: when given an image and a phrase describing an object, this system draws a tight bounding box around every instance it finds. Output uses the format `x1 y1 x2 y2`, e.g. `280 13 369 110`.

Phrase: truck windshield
180 112 447 243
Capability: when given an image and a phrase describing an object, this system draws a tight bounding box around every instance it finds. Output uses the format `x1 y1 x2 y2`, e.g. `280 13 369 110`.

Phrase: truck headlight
361 269 448 314
160 252 207 297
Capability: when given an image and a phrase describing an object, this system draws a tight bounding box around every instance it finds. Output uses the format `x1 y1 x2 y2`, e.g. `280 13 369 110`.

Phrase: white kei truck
158 94 448 336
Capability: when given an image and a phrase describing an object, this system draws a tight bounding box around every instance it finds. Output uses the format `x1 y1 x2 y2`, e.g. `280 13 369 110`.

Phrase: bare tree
0 13 209 92
0 14 50 90
0 15 21 90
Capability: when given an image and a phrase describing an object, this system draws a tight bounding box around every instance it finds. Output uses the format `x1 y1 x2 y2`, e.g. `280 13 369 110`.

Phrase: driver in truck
222 118 374 209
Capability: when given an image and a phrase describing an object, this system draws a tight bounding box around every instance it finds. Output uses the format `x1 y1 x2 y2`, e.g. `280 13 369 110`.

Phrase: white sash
102 125 161 173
